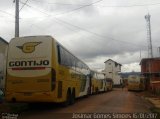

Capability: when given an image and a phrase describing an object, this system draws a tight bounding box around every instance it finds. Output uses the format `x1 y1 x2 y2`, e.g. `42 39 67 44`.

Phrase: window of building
115 62 118 67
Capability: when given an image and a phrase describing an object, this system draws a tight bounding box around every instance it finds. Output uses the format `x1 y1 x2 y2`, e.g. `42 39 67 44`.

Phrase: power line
0 9 14 17
54 18 150 48
53 18 103 45
31 0 160 7
19 0 160 20
96 3 160 8
1 0 160 20
17 1 158 49
52 0 103 17
0 18 14 24
19 0 29 11
55 18 159 51
31 0 103 6
18 1 157 49
20 0 103 19
29 16 148 50
31 0 85 6
19 0 49 15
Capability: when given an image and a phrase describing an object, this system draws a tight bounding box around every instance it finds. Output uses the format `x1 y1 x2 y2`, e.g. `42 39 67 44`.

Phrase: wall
141 59 160 73
141 58 160 90
104 60 121 85
0 38 8 90
0 53 5 90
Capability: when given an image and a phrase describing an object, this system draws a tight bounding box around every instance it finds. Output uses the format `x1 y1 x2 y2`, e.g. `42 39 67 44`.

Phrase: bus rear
5 36 55 102
127 75 145 91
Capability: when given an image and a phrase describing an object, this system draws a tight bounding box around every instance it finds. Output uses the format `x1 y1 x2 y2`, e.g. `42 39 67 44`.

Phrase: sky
0 0 160 72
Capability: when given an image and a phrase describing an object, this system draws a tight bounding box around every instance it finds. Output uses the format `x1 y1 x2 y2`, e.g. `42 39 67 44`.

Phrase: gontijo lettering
9 60 49 67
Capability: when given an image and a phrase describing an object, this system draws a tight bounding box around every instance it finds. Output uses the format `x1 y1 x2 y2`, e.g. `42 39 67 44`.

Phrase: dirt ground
8 88 154 119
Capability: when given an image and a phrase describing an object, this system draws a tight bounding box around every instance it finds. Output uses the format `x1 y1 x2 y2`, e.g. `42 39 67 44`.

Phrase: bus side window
57 45 61 64
51 68 56 91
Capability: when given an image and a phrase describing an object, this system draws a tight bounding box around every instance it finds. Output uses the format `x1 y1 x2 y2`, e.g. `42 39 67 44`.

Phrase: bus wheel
70 90 75 105
96 88 99 94
63 90 71 107
104 88 107 92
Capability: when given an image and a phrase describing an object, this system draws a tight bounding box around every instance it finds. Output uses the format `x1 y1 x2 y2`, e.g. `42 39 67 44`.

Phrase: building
103 59 122 87
0 37 8 91
140 57 160 90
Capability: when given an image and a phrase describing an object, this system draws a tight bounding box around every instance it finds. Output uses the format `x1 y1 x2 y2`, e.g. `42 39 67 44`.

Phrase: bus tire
96 88 99 94
63 90 71 107
104 88 107 92
70 89 75 105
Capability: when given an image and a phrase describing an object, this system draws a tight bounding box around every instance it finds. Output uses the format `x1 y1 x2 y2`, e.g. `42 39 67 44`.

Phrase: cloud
1 0 160 72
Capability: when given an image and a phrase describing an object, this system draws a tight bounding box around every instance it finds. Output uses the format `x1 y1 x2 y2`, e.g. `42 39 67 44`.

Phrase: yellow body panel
92 78 101 93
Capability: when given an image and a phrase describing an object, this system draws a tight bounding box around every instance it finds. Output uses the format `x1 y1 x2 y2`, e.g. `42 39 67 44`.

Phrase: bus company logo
16 42 42 53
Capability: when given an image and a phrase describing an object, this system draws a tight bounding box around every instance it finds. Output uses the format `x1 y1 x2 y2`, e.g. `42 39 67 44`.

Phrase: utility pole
145 13 153 58
140 49 141 60
14 0 19 37
158 47 160 57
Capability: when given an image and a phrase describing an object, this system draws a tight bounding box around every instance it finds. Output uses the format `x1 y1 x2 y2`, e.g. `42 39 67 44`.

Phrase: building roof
140 57 160 65
104 59 122 66
0 37 8 44
0 37 8 53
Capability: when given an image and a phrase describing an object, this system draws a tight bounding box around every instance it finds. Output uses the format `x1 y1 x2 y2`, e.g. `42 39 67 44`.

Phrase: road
19 88 153 119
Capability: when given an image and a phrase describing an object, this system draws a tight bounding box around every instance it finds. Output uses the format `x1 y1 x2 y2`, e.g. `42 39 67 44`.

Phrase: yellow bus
127 75 145 91
91 70 106 94
5 36 90 105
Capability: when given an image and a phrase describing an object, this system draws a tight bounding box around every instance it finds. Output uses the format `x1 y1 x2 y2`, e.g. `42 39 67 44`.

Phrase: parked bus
127 75 145 91
91 70 106 94
5 36 90 105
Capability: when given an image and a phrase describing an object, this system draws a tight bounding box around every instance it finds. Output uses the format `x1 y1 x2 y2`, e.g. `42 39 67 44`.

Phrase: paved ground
15 88 154 119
